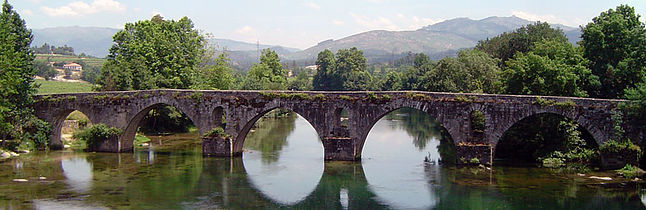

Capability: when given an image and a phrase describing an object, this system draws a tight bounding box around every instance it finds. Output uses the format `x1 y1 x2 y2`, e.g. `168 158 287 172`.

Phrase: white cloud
232 26 259 43
364 0 389 3
303 2 320 10
511 11 585 27
350 12 398 30
396 14 442 30
235 25 255 34
40 0 126 17
151 9 163 17
332 20 344 26
349 13 441 31
22 9 34 16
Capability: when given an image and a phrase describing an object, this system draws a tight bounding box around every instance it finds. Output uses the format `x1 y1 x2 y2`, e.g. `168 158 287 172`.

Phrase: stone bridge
33 89 627 165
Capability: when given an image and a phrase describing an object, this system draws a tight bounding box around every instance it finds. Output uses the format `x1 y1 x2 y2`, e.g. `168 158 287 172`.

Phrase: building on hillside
305 65 318 71
63 63 82 71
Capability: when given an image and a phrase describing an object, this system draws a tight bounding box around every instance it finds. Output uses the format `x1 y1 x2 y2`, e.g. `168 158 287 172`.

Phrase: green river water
1 108 645 209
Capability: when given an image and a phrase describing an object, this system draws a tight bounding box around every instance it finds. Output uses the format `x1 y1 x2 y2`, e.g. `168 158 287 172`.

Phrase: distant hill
286 30 477 62
31 26 120 58
210 38 300 52
421 16 581 44
289 16 581 63
30 16 582 66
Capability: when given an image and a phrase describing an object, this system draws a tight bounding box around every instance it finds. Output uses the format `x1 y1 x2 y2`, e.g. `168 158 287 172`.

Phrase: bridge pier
203 136 240 157
322 137 359 161
455 143 493 165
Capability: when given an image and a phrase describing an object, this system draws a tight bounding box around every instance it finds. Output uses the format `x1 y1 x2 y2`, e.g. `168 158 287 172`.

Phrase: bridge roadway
33 89 629 165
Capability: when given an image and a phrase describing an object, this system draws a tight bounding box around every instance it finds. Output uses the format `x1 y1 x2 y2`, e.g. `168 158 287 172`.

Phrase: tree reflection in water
242 109 298 163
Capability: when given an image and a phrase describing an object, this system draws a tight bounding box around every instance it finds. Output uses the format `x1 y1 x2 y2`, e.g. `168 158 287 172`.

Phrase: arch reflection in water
61 154 93 194
362 108 453 209
242 110 324 205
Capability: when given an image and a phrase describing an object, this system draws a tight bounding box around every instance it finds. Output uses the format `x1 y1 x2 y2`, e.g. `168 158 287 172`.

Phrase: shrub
204 127 230 138
455 95 474 103
616 164 643 178
73 124 122 148
259 92 278 99
600 140 641 154
542 157 565 168
469 158 480 164
313 94 326 101
19 117 51 151
366 92 378 100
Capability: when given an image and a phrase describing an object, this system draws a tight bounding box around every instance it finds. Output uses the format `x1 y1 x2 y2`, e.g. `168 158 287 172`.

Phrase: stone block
87 136 120 152
456 144 492 165
203 136 235 157
601 150 640 170
323 137 358 161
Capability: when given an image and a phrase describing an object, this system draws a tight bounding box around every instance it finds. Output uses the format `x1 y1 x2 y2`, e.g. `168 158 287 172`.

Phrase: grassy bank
35 79 94 94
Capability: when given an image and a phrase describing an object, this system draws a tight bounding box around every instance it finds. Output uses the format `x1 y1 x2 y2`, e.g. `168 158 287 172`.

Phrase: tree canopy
312 47 372 90
192 52 235 90
502 39 599 97
422 49 502 93
97 15 206 91
476 22 568 64
0 0 49 149
243 49 288 90
580 5 646 98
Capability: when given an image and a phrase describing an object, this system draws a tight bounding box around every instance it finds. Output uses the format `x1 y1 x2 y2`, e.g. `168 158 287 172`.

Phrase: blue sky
9 0 646 49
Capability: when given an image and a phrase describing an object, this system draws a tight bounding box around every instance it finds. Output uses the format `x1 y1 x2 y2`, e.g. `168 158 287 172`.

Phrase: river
0 108 644 209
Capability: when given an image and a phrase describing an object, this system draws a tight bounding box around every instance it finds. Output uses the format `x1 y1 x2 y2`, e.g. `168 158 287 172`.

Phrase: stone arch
50 108 96 149
491 108 605 154
232 106 324 154
357 104 460 157
121 102 201 152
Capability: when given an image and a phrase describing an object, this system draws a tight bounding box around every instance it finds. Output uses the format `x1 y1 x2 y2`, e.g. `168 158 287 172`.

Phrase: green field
35 79 94 94
35 54 106 68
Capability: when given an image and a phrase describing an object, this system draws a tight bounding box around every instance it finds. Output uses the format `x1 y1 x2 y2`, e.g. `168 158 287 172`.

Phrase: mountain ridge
31 16 583 66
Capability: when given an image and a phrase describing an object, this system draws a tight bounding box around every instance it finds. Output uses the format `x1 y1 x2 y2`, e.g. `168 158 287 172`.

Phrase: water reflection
242 112 324 205
61 155 93 194
243 112 298 163
363 108 445 209
1 109 645 209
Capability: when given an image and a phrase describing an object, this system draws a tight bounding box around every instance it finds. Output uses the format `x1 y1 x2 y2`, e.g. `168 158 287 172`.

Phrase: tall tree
400 53 433 90
337 47 371 90
243 49 287 90
502 39 599 97
422 49 501 93
580 5 646 98
0 0 49 149
193 52 235 90
312 47 372 90
476 22 568 64
312 49 339 90
97 15 205 91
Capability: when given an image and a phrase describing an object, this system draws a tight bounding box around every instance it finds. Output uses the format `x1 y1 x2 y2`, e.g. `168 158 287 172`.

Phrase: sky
9 0 646 49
